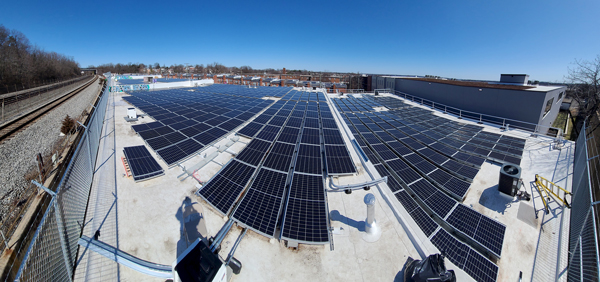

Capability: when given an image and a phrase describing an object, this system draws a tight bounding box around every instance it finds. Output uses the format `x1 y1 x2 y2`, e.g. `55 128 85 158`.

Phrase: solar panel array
196 91 356 243
123 145 164 181
373 96 525 165
124 85 287 166
332 95 513 282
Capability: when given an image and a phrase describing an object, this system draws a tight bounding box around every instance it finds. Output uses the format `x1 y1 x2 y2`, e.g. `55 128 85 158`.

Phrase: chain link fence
568 116 600 282
5 78 110 281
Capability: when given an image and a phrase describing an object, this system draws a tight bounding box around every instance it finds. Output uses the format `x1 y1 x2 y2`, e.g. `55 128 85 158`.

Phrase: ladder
121 157 131 177
534 174 572 214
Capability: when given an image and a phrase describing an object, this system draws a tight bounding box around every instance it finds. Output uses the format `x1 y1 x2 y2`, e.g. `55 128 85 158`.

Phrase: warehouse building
371 74 566 134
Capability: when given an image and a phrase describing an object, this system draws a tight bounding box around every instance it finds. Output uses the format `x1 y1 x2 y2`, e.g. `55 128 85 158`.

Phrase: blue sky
1 0 598 82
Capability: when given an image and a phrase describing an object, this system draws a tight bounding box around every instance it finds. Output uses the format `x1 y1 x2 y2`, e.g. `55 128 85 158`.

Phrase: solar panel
286 117 303 128
387 158 410 172
192 123 211 133
409 206 439 237
298 144 321 157
409 179 438 200
268 116 287 127
154 126 174 135
322 129 345 145
294 156 322 175
180 126 201 138
360 133 382 144
232 169 288 237
255 125 279 142
219 119 243 131
423 191 457 219
321 118 338 129
177 138 204 155
371 144 398 161
263 151 293 172
431 229 499 282
443 177 471 198
163 131 187 144
446 205 506 258
193 132 218 146
123 145 164 181
304 118 320 129
198 175 244 215
324 145 356 175
277 127 300 144
288 173 325 201
237 121 262 137
412 159 437 174
372 164 401 192
300 129 320 145
156 144 188 166
281 197 328 243
374 131 396 142
362 146 380 165
232 189 282 237
219 159 256 186
245 139 271 152
170 122 188 130
394 167 422 185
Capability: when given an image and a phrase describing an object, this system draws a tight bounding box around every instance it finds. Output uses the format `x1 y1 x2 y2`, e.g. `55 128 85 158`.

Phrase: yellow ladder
534 174 572 214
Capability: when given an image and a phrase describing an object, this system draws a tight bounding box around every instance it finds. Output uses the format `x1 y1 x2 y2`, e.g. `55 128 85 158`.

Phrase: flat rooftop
74 84 573 282
382 76 565 92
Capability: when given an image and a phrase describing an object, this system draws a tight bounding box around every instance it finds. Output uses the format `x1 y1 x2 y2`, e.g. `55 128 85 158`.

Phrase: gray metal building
372 75 566 134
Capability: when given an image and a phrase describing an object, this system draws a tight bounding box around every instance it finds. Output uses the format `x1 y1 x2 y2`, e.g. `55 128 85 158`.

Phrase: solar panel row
124 86 280 166
340 110 474 200
339 95 525 167
380 107 524 165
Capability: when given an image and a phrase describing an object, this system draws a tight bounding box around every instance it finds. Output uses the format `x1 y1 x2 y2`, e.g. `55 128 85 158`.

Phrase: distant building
371 74 566 134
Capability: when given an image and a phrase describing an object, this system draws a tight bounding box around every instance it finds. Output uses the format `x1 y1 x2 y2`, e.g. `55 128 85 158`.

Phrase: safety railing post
458 110 462 119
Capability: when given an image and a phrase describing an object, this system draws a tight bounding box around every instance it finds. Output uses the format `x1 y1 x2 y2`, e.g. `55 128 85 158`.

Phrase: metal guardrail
567 118 600 281
77 236 173 279
373 88 563 138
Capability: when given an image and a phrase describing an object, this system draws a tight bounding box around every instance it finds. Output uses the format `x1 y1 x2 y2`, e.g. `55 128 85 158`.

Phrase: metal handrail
327 176 388 192
373 88 563 139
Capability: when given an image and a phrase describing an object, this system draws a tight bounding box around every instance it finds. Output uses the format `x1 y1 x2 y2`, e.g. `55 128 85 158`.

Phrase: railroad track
0 75 99 145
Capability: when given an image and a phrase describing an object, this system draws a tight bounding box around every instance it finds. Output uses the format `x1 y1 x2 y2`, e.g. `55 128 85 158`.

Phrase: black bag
404 253 456 282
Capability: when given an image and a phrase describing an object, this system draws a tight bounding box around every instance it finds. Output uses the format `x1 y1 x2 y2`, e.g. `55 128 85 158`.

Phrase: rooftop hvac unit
498 163 521 197
127 108 137 119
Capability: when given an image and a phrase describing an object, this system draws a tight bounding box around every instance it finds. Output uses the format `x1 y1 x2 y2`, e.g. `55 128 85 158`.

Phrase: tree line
0 25 81 94
90 62 286 76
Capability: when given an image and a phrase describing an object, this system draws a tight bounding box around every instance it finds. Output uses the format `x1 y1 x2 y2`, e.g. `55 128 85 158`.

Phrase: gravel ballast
0 78 102 219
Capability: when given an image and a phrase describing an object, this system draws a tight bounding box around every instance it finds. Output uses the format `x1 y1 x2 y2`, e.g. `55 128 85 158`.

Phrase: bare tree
240 65 253 74
567 55 600 121
0 25 80 94
194 64 204 74
171 64 184 74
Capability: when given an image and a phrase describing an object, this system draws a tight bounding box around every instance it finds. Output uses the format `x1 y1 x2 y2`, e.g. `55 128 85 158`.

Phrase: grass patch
552 111 568 130
550 110 578 140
